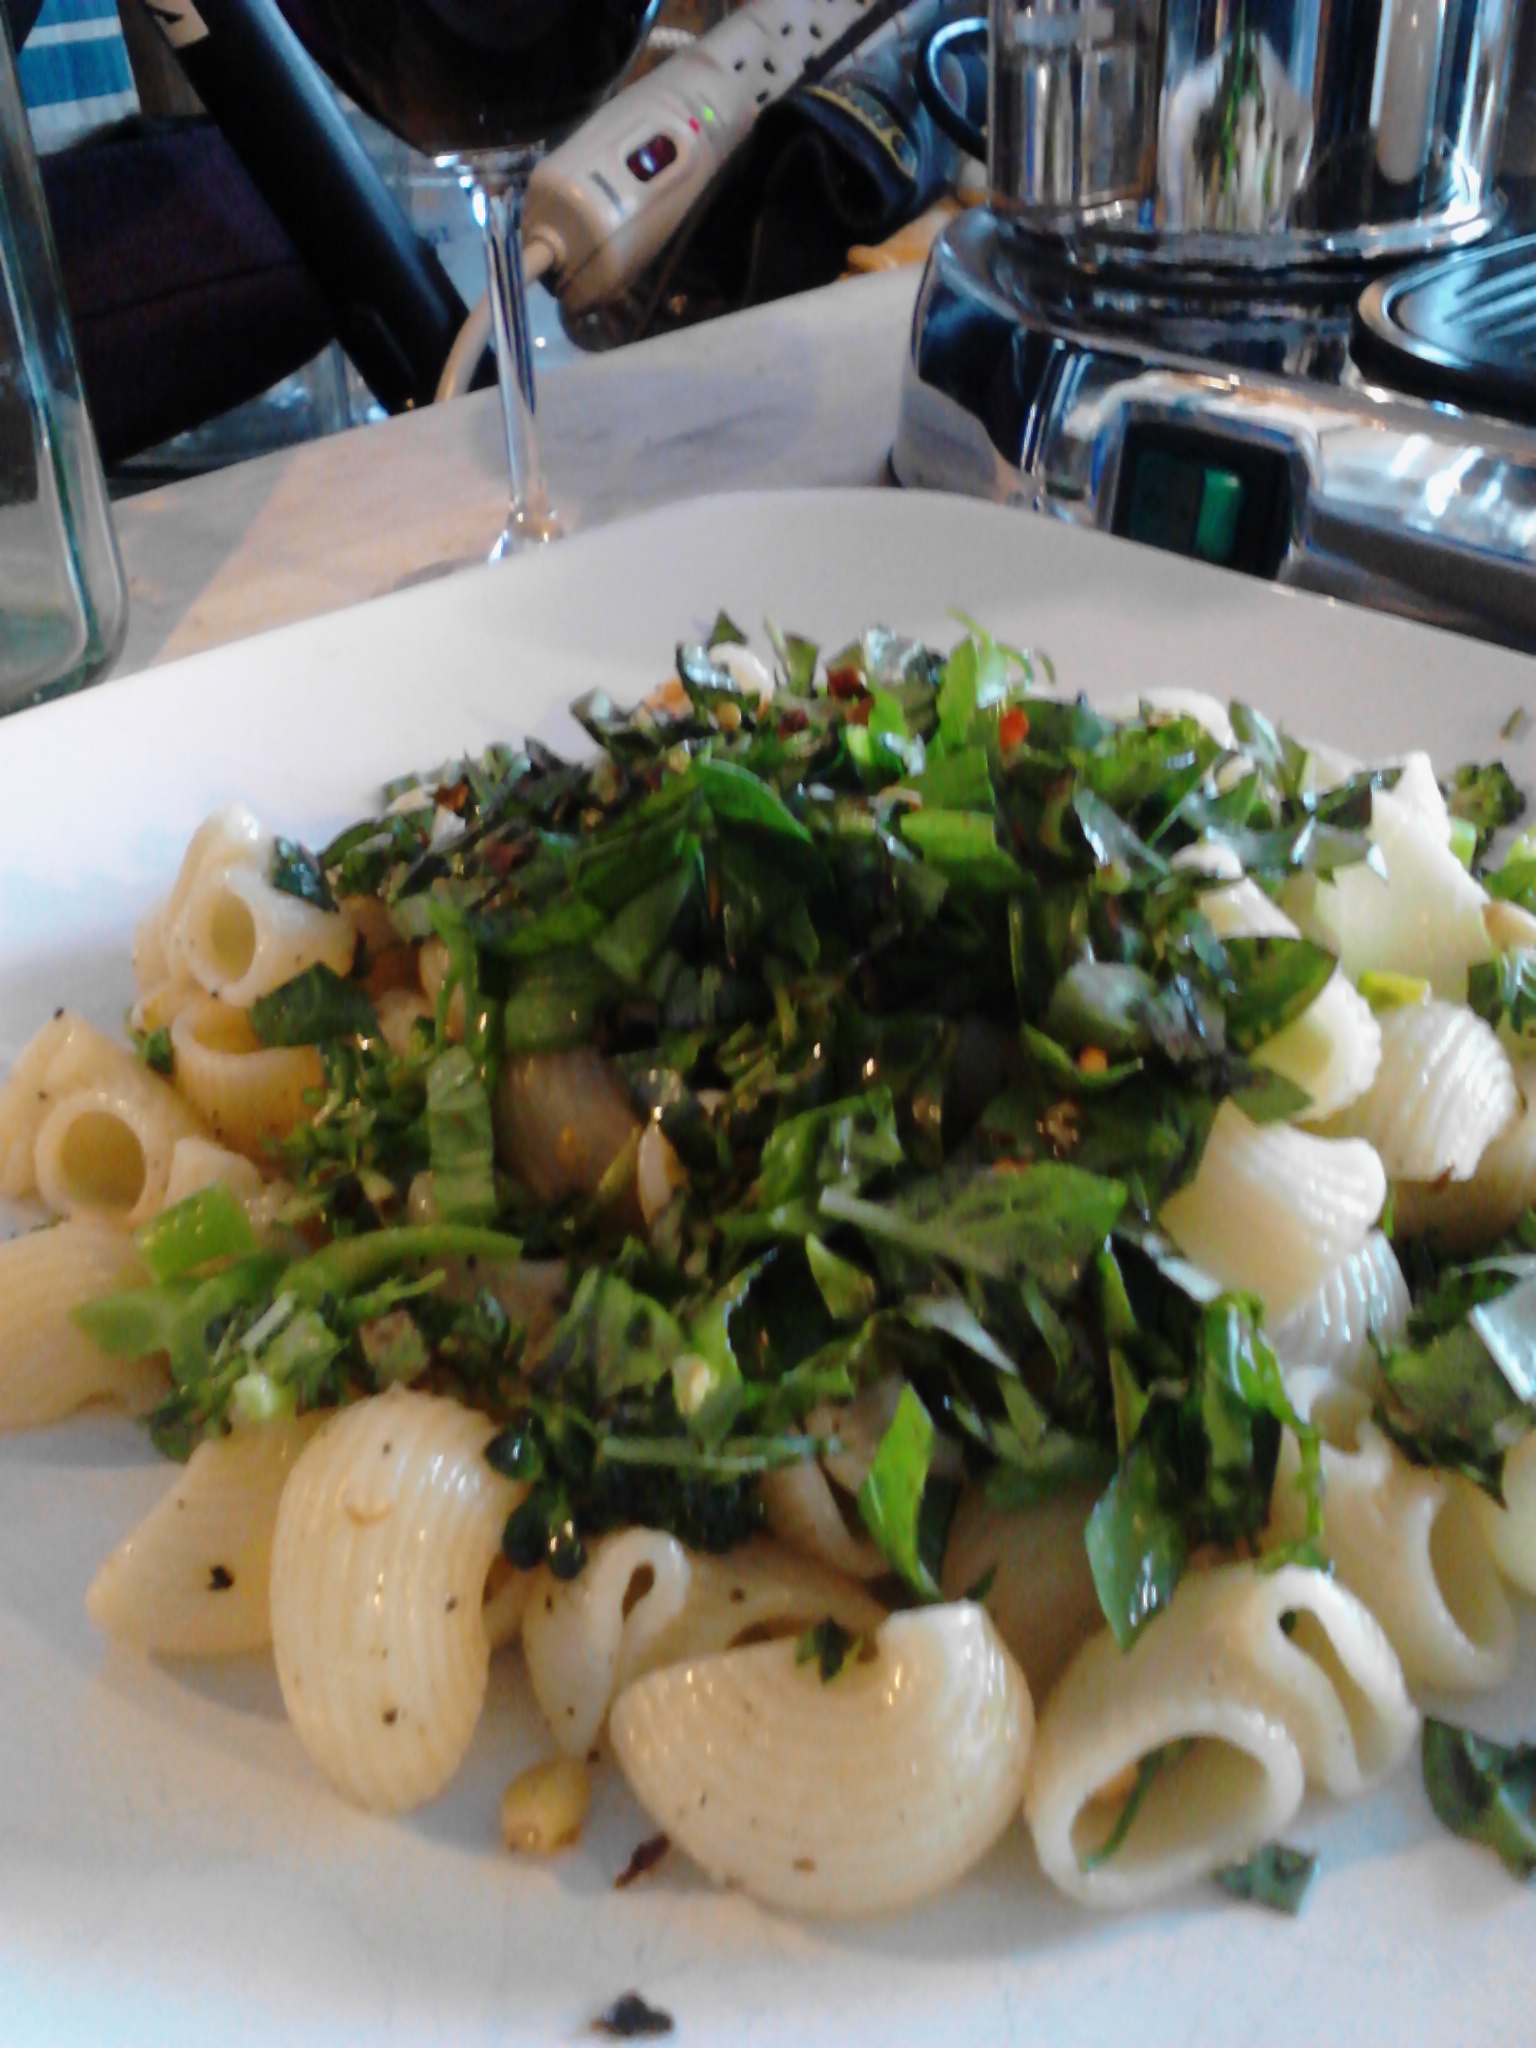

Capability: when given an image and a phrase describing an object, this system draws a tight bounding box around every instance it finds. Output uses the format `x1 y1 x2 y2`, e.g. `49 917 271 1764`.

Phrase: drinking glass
280 0 663 550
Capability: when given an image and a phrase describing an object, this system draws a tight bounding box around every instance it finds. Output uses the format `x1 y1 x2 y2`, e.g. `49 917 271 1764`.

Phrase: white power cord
434 234 557 404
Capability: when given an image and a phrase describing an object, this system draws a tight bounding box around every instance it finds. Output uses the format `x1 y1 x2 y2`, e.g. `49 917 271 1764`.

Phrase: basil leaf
1214 1842 1318 1914
1423 1719 1536 1878
1085 1438 1187 1647
269 836 337 913
426 1047 498 1225
1220 935 1338 1054
249 965 378 1047
136 1184 257 1282
858 1383 942 1598
822 1161 1124 1295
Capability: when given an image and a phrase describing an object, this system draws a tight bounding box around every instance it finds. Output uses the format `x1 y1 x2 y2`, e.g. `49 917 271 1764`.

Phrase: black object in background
648 0 979 328
140 0 466 411
41 118 336 466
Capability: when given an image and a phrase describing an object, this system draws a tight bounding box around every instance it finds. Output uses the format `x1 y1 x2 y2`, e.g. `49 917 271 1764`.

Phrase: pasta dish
4 613 1536 1921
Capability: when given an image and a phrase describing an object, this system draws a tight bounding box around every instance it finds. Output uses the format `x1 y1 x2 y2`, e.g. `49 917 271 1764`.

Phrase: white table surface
111 268 919 675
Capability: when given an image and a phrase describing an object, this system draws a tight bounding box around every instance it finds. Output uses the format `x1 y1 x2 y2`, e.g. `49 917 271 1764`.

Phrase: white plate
4 489 1536 2048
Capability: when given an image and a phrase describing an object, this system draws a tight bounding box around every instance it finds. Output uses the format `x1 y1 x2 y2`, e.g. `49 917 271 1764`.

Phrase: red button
626 133 679 183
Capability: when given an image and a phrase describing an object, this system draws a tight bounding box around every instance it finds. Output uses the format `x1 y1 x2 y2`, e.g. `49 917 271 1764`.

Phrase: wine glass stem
472 158 555 547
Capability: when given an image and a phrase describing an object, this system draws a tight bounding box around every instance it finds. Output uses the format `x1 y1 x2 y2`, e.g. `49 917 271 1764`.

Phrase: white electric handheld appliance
524 0 879 313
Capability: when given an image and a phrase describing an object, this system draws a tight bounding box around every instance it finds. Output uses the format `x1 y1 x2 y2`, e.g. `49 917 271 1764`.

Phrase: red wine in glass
280 0 663 544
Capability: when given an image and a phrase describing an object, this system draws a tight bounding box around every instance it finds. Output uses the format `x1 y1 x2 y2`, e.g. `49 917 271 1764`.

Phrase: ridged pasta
760 1460 887 1580
0 1216 163 1430
939 1484 1104 1700
1320 1000 1518 1184
1026 1561 1414 1908
1 1011 205 1218
269 1387 522 1813
522 1529 887 1756
610 1603 1032 1918
87 1415 324 1655
1266 1231 1409 1387
137 804 269 989
1268 1419 1516 1693
171 996 323 1162
1158 1101 1386 1320
1287 784 1494 1001
1393 1060 1536 1249
1177 844 1381 1120
176 860 357 1008
492 1050 641 1204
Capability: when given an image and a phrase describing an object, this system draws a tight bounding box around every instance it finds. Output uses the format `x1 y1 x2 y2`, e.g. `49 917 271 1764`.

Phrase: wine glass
279 0 664 551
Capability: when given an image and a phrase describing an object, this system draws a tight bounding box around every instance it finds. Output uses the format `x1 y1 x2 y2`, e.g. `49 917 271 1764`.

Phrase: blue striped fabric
17 0 138 153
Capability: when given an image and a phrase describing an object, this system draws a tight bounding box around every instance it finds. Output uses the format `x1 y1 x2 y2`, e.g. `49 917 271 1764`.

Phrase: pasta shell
1158 1102 1386 1320
1470 1429 1536 1598
1393 1059 1536 1250
0 1216 163 1430
1267 1419 1516 1693
1319 1000 1518 1184
760 1460 886 1580
1218 1564 1418 1798
1266 1230 1410 1388
171 997 323 1163
88 1415 323 1655
522 1530 886 1757
939 1484 1104 1701
269 1388 521 1813
1287 785 1493 1001
610 1604 1033 1919
1026 1579 1307 1909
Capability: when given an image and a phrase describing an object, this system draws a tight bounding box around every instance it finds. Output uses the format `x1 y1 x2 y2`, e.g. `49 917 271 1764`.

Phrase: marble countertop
112 267 920 676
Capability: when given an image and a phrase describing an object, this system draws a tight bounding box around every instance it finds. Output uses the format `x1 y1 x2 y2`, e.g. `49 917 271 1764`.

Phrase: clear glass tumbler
0 11 127 716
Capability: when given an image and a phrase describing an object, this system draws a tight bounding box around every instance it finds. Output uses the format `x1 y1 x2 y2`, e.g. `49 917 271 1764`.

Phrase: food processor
894 0 1536 650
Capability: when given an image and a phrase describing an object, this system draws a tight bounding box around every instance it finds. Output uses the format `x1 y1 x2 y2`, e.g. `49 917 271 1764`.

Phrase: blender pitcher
0 7 126 715
987 0 1160 215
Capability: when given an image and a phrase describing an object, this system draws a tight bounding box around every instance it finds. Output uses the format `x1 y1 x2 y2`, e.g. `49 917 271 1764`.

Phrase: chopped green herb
1214 1842 1318 1914
1423 1719 1536 1878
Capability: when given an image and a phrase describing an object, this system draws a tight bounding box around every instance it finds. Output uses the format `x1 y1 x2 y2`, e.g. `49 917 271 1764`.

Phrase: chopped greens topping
249 964 379 1048
1213 1842 1318 1914
69 621 1536 1664
269 835 338 912
1423 1720 1536 1879
131 1024 174 1076
794 1616 872 1681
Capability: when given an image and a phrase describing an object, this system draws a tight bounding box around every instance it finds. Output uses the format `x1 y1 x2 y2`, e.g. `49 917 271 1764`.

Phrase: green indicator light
701 103 716 121
1194 468 1244 565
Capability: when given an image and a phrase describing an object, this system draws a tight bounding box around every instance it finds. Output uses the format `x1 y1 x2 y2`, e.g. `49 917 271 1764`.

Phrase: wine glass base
492 502 564 557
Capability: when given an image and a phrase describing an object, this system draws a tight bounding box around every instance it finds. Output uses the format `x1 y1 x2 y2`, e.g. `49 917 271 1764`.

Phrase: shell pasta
7 618 1536 1938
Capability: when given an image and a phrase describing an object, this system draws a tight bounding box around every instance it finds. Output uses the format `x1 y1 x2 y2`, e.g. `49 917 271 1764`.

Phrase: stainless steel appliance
894 0 1536 651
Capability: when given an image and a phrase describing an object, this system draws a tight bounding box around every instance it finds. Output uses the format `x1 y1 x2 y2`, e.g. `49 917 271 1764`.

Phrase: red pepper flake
614 1833 671 1890
846 699 873 727
998 705 1030 749
776 707 810 736
434 778 470 815
827 665 866 700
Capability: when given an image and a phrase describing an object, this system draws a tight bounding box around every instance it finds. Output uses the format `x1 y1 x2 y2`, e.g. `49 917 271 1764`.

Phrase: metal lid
1354 232 1536 422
